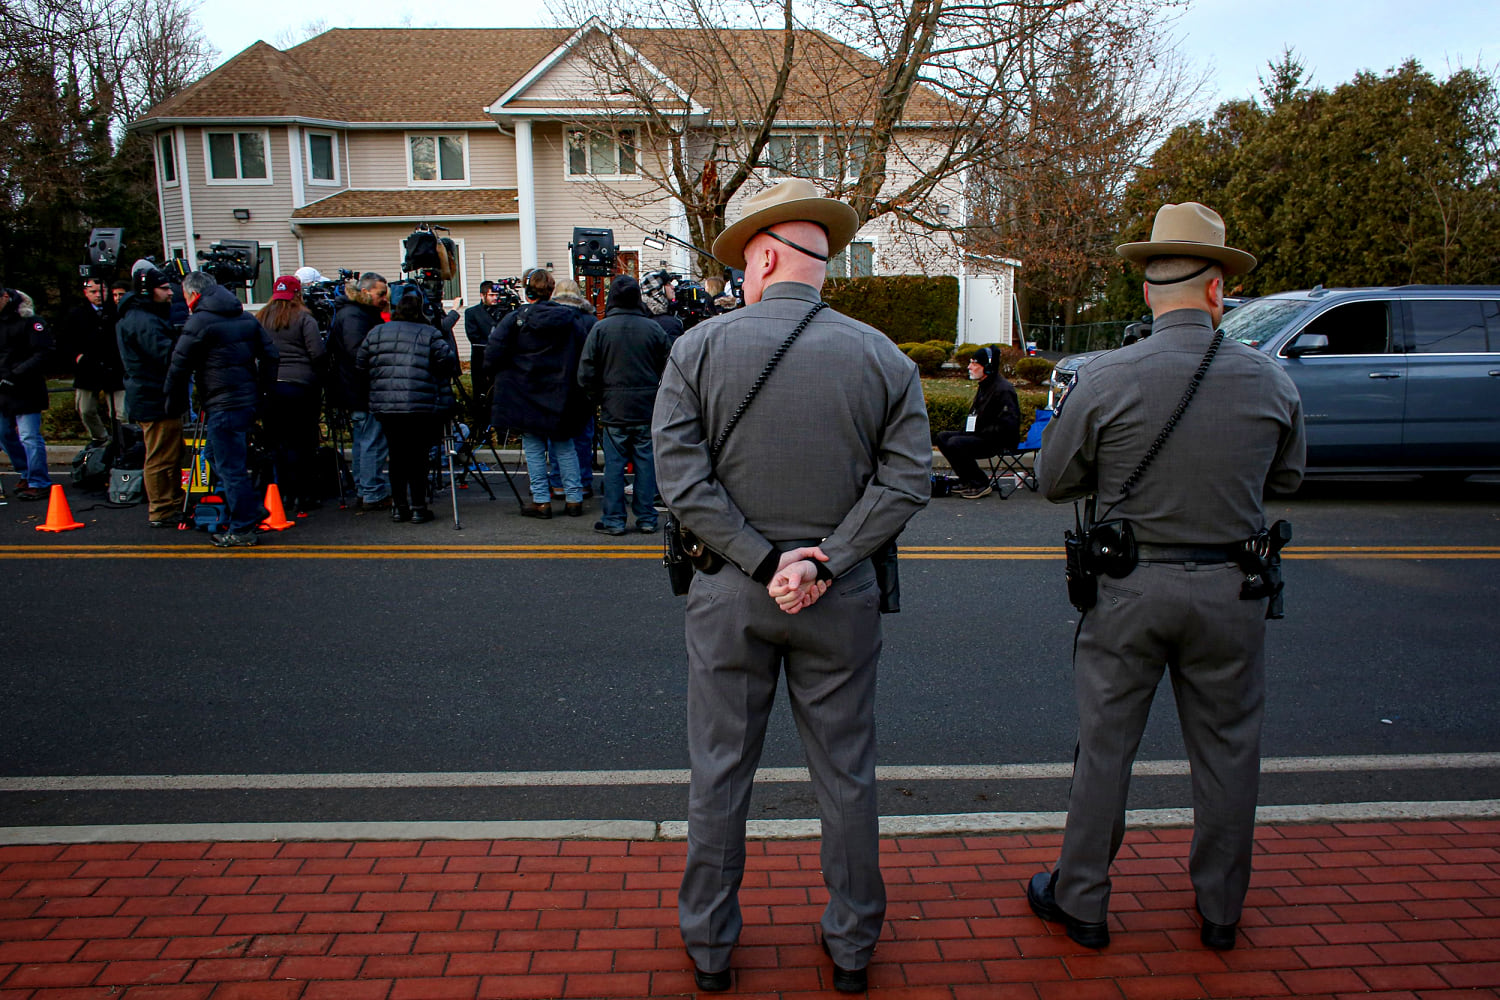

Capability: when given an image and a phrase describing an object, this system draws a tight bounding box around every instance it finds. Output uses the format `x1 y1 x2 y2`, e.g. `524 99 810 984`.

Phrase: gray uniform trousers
1056 560 1267 927
679 558 885 974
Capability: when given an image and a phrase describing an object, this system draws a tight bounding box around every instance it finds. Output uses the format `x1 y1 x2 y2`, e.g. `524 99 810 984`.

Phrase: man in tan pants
116 267 186 526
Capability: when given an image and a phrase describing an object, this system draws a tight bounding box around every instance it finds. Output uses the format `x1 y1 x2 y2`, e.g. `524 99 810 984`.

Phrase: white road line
3 752 1498 792
3 800 1497 845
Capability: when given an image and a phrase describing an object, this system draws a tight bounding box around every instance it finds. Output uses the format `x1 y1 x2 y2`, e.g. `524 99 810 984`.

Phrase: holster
871 537 900 614
1236 520 1292 619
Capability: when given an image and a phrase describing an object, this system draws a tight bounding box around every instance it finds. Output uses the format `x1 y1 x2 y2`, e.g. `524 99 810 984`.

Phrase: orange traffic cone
260 483 295 531
35 484 84 532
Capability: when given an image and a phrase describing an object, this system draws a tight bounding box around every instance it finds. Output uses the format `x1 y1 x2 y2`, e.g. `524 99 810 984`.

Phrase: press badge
965 414 977 432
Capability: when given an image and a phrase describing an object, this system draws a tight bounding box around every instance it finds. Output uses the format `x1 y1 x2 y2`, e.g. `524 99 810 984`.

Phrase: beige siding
468 129 516 187
343 130 411 189
183 125 299 259
520 46 677 105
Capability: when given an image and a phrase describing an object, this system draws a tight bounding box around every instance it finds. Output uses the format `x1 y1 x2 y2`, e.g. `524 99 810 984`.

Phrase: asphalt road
1 469 1497 829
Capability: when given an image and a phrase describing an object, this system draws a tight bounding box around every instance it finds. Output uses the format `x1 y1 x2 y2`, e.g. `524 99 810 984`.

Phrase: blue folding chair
990 408 1053 493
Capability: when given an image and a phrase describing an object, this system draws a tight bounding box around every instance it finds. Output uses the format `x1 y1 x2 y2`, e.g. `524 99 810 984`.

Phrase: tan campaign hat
712 178 861 270
1116 202 1257 276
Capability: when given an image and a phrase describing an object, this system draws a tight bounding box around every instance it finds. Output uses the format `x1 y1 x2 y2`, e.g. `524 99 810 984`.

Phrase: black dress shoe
1196 903 1238 950
1027 871 1109 949
820 935 868 993
689 958 730 992
408 507 435 524
390 505 410 523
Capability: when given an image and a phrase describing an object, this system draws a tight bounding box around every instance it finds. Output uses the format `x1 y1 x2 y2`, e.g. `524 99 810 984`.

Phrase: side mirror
1283 333 1329 358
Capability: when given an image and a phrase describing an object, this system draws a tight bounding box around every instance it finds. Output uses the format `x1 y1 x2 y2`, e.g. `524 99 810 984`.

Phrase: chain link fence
1024 321 1135 355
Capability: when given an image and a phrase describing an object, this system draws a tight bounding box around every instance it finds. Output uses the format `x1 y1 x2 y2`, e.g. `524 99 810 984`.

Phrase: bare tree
543 0 1184 276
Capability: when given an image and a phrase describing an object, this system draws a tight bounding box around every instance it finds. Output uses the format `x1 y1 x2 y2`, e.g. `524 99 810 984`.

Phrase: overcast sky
197 0 1496 110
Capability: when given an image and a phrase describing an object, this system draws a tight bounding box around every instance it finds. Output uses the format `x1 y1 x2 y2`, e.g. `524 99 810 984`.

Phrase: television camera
396 223 458 327
80 228 125 281
302 268 358 331
570 227 616 277
196 239 261 289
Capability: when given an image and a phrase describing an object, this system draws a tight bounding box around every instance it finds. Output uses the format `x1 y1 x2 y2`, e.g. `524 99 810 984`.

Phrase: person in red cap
257 275 325 515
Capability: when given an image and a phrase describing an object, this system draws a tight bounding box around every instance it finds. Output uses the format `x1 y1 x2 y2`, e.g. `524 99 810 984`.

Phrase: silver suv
1050 286 1500 473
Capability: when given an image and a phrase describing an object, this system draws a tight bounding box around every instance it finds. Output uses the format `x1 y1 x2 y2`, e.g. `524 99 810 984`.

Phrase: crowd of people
0 249 734 543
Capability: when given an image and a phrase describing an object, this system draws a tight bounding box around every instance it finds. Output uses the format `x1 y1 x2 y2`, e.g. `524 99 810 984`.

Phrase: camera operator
165 271 279 548
1026 203 1306 953
60 276 127 444
641 271 684 343
116 267 185 527
462 280 511 430
327 272 392 511
258 275 325 516
934 346 1020 499
0 287 54 500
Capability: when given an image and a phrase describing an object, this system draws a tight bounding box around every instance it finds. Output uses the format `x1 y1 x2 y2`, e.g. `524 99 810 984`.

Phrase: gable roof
136 26 955 127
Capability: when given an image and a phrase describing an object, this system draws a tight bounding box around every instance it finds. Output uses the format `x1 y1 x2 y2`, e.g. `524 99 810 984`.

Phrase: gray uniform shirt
1036 308 1306 545
652 281 932 579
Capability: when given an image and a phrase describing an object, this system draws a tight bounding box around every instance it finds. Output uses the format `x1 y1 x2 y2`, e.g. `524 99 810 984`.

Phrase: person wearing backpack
115 268 184 525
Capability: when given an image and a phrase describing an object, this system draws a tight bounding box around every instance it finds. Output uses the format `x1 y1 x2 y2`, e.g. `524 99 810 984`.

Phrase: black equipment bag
71 442 111 491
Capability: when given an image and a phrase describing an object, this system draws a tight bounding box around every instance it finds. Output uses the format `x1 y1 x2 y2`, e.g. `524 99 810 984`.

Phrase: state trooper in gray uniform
653 178 931 993
1027 203 1306 953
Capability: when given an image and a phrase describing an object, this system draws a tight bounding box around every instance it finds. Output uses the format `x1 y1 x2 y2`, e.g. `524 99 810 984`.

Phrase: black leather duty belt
1135 543 1239 563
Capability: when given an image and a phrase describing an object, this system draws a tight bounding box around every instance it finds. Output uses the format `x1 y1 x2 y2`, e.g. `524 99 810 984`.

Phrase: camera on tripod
398 224 459 327
570 227 616 277
301 268 357 331
196 239 260 288
80 227 125 281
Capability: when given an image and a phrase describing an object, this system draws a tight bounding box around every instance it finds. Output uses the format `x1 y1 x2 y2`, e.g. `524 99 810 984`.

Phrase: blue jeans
549 415 594 492
0 411 51 487
523 433 580 503
205 406 262 531
350 410 390 503
599 424 657 530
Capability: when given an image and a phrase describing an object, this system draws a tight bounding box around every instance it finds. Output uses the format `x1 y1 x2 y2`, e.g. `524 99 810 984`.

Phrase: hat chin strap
1144 260 1214 285
755 227 829 262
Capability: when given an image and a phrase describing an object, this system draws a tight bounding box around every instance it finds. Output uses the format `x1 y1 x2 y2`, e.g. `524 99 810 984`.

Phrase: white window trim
764 133 863 182
168 243 186 261
829 239 876 279
393 237 467 309
158 133 179 188
238 241 280 308
406 132 470 187
563 128 640 182
202 128 274 186
305 130 341 186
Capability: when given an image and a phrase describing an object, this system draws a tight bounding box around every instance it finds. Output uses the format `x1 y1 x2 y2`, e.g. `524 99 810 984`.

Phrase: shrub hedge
1015 357 1055 385
922 378 1047 444
824 275 959 345
901 343 948 376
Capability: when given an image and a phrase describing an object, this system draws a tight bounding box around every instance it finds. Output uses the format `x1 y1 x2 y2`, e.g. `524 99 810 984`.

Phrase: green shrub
1015 357 1055 385
923 339 954 359
824 275 958 344
921 379 1048 444
998 344 1024 378
901 343 948 376
952 342 983 367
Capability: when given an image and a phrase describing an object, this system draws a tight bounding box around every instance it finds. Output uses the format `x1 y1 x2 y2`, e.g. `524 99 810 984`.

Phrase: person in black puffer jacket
356 288 457 524
577 274 669 534
165 272 279 546
935 345 1021 499
483 269 592 518
116 268 185 526
258 275 326 516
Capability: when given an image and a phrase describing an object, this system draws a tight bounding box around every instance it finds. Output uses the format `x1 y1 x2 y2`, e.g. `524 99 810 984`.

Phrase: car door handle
1368 371 1402 379
1489 370 1500 377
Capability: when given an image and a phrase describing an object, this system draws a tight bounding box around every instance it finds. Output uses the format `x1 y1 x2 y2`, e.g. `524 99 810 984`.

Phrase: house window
158 133 177 186
566 129 638 178
205 130 271 183
765 134 866 180
306 131 339 184
829 242 875 279
408 134 466 184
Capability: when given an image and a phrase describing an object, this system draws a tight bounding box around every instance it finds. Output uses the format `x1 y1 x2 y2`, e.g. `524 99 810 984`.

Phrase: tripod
321 400 356 509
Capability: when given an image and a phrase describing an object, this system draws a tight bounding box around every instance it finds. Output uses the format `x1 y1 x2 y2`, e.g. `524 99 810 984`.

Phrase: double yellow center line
0 545 1495 561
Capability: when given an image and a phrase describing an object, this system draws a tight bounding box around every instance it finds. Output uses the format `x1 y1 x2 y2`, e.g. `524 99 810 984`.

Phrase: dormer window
566 129 638 179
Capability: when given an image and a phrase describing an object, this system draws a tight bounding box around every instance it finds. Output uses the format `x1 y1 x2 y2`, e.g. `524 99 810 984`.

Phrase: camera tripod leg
443 421 462 530
488 426 528 512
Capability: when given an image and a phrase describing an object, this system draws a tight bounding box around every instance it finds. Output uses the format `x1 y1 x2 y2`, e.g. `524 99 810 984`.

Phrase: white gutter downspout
176 126 197 263
515 120 538 271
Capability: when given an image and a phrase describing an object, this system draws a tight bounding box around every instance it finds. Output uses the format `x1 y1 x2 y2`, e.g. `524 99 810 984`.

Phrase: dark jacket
484 298 592 438
115 293 179 422
261 309 324 386
326 289 384 410
971 374 1021 450
578 302 669 426
164 284 279 414
0 291 54 417
356 320 458 415
653 312 685 344
61 301 124 391
462 302 510 350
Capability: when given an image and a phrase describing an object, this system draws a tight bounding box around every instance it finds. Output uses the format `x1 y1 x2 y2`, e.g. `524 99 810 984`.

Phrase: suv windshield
1220 298 1310 349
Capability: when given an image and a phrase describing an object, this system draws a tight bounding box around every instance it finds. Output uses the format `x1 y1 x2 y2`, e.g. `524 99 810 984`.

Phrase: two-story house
129 21 1017 348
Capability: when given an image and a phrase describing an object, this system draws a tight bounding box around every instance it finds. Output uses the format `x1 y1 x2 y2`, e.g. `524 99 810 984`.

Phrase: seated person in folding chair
936 345 1020 498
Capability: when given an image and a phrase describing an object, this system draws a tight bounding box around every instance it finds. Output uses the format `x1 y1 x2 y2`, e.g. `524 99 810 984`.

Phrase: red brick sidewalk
2 820 1498 999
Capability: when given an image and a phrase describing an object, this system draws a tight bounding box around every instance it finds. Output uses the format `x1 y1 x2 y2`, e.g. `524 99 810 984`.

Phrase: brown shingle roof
140 26 954 126
292 189 519 220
